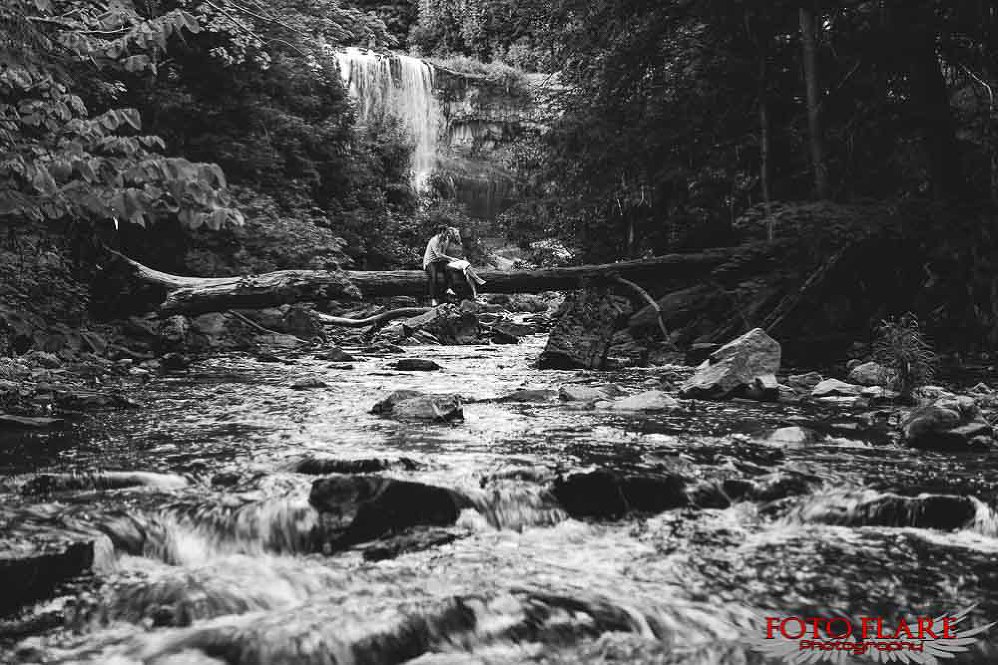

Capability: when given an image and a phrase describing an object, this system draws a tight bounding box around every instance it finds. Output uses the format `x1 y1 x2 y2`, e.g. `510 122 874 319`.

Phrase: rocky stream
1 323 998 664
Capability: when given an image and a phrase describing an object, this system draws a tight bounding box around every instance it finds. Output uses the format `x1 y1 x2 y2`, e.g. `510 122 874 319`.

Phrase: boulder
599 390 681 412
0 516 114 615
685 343 721 366
490 321 533 344
537 289 632 370
902 396 995 452
679 328 781 400
810 379 864 398
847 361 887 387
157 315 190 351
402 305 479 345
393 359 441 372
190 312 229 338
371 391 464 422
308 475 473 548
552 470 688 519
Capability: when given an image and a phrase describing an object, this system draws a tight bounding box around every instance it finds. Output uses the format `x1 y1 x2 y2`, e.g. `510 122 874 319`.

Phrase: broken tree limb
95 248 736 316
612 275 671 342
315 308 431 327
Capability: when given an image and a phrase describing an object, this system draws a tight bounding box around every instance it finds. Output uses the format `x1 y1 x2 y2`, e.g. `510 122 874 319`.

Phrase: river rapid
2 334 997 664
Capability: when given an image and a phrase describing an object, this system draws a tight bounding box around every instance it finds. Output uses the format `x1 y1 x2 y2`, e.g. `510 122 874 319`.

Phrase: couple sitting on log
423 225 486 306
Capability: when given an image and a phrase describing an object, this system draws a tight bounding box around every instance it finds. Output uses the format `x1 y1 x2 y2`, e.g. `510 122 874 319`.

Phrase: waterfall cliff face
334 47 440 189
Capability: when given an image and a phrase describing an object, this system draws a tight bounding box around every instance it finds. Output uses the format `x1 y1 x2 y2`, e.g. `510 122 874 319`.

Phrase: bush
873 313 937 401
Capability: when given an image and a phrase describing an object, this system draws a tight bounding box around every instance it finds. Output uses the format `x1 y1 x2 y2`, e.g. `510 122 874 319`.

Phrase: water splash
333 47 440 189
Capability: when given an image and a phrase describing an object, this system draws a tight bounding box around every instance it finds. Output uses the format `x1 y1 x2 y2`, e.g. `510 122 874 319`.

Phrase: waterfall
333 47 440 189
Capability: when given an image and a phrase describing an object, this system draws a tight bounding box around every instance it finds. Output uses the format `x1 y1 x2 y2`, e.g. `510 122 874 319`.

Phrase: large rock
847 361 887 387
402 305 479 345
552 470 688 519
308 475 472 548
371 391 464 422
537 289 632 370
902 396 995 452
679 328 781 400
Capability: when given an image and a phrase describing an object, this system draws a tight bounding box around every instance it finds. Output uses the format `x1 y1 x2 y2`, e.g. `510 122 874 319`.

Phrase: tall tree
799 2 830 199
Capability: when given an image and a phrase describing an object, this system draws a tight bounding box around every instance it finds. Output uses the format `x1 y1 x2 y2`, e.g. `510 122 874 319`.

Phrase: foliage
0 0 245 235
873 313 937 401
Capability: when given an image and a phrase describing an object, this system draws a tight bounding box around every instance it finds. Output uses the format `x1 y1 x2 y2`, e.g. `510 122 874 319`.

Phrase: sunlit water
2 336 998 664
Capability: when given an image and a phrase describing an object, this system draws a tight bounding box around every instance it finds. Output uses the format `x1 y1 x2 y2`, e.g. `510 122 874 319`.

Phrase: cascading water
333 47 440 189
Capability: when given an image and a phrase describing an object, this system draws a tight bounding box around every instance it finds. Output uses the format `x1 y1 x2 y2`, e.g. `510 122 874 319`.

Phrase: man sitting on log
423 226 486 305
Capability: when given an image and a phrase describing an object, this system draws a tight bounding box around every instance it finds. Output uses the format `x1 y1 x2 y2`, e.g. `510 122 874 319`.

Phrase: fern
872 313 936 401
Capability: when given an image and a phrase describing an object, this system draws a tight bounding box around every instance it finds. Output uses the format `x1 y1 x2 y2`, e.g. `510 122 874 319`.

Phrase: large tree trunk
800 4 831 199
95 249 736 317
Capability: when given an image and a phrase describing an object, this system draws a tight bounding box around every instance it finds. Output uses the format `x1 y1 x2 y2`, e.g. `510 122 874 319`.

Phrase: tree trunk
97 249 736 316
800 4 831 199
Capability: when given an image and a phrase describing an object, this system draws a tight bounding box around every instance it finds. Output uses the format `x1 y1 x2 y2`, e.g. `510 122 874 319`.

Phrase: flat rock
291 377 328 390
393 359 442 372
371 390 423 414
600 390 681 412
497 389 557 403
392 395 464 422
766 426 824 447
558 385 618 402
786 372 823 390
292 456 420 475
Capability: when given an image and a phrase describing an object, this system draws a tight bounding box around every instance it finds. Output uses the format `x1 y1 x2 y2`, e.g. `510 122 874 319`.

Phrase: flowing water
2 335 998 664
333 47 440 189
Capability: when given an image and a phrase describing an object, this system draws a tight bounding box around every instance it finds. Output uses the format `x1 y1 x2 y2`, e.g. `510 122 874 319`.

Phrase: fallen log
94 248 735 316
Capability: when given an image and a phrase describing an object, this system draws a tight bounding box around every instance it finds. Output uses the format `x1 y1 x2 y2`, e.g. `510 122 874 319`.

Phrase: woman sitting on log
423 226 486 305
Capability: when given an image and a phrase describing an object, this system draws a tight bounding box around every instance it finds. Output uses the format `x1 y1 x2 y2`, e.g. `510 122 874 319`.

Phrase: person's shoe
430 299 439 306
445 288 456 296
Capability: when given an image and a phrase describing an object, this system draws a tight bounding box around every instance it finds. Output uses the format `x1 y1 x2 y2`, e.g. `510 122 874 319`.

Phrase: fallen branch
613 275 671 343
315 307 432 328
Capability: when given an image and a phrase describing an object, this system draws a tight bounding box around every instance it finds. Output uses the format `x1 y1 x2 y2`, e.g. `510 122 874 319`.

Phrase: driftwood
315 308 431 327
97 249 734 316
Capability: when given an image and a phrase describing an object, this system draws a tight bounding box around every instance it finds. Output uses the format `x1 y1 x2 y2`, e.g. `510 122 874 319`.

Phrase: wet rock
371 391 464 422
316 347 355 362
402 305 480 345
766 426 824 447
292 456 420 475
391 395 464 422
371 390 423 414
0 415 65 429
393 359 442 372
498 389 557 403
537 289 632 370
598 390 681 412
362 527 461 562
0 517 114 615
21 471 188 494
309 475 473 547
810 379 864 398
552 470 688 519
742 374 779 402
291 377 328 390
160 352 190 371
253 333 304 349
558 384 621 402
848 361 887 387
902 396 995 451
791 490 981 530
281 304 324 339
786 372 823 390
679 328 781 400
